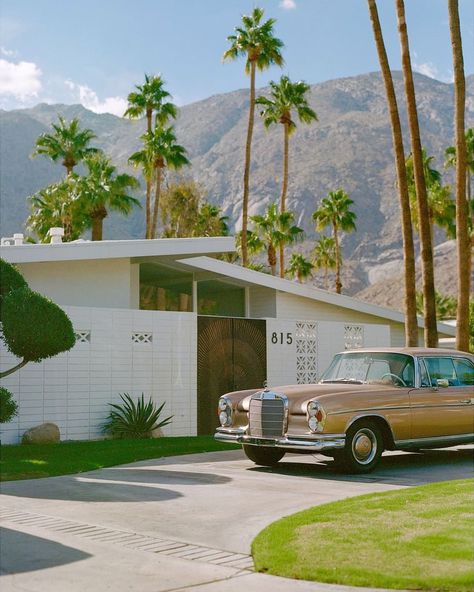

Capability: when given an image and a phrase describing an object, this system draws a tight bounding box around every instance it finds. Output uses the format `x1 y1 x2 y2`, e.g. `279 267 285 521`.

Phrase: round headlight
307 401 319 416
218 398 228 411
308 416 319 432
219 411 229 426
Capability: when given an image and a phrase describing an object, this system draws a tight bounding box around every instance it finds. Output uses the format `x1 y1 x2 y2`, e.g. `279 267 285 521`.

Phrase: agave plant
102 393 173 439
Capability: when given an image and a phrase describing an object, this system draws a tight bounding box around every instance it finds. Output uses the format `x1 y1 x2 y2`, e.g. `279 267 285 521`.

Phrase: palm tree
223 7 284 267
395 0 437 347
448 0 470 353
27 177 86 242
406 150 456 245
312 190 356 294
256 75 317 277
367 0 418 346
32 116 97 175
250 204 303 276
194 203 229 237
79 153 140 241
124 74 177 132
445 128 474 244
287 253 313 283
124 75 178 238
129 126 189 239
311 236 336 290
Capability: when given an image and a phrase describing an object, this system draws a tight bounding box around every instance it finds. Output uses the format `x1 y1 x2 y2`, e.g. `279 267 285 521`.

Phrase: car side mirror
436 379 449 388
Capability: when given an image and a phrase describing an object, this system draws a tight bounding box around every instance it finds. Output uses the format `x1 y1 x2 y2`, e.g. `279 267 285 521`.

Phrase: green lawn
253 479 474 591
0 436 239 481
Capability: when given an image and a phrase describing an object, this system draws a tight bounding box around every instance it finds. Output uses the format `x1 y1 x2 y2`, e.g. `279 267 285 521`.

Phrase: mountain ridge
1 71 473 307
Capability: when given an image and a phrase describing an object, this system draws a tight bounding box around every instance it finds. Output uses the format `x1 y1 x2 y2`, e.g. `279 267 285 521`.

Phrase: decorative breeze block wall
0 306 197 444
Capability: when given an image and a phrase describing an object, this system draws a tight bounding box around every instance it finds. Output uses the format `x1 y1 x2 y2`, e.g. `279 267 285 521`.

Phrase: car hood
235 382 397 414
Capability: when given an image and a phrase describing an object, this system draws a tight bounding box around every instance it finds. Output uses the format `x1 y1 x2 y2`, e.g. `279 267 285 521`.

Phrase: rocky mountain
1 71 473 303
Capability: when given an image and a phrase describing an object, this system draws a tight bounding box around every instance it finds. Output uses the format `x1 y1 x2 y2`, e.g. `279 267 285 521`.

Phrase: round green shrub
0 387 18 424
1 287 75 362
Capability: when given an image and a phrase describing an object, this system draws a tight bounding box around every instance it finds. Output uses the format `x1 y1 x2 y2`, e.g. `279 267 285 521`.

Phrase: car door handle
459 399 474 404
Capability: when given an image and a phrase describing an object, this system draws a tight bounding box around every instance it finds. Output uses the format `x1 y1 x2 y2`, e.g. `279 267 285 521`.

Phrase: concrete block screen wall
0 306 197 444
0 307 390 444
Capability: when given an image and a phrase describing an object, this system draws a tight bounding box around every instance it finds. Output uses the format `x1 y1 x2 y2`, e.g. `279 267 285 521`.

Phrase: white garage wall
0 306 197 444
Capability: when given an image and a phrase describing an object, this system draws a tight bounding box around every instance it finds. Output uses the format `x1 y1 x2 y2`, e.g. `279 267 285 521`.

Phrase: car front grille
248 392 286 437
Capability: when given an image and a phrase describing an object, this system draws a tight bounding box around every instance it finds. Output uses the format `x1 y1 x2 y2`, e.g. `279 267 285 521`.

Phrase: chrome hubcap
352 428 377 465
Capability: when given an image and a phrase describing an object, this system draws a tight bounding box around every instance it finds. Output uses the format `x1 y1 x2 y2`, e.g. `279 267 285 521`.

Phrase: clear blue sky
1 0 473 115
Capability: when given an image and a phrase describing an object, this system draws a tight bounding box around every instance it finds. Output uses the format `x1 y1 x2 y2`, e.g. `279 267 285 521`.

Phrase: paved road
1 446 472 592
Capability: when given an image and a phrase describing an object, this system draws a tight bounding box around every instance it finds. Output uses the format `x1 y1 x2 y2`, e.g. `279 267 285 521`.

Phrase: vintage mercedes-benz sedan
215 348 474 473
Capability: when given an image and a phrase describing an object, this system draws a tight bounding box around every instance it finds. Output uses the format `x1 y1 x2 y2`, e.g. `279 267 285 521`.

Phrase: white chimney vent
1 233 24 246
47 227 64 244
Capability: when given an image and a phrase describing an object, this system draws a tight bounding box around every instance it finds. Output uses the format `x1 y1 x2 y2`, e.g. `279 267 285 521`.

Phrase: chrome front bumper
215 427 345 452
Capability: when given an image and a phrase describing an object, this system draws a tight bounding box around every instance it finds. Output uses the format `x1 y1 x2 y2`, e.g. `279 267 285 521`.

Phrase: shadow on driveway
249 447 474 485
0 528 91 575
0 468 231 502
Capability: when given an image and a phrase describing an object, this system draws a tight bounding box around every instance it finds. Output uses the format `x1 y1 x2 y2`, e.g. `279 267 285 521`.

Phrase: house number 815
271 332 293 345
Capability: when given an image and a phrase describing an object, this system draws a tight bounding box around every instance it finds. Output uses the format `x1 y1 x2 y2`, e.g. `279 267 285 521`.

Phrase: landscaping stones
22 422 60 444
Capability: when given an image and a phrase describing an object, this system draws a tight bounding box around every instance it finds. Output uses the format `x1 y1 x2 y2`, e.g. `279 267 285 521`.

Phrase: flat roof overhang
0 236 236 264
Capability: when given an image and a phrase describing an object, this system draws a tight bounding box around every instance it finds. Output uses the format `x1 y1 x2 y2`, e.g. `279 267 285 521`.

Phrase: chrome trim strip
331 400 473 416
215 429 345 451
330 405 410 416
395 433 474 448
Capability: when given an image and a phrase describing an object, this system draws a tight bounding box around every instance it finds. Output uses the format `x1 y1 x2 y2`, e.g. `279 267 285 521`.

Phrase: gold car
215 348 474 473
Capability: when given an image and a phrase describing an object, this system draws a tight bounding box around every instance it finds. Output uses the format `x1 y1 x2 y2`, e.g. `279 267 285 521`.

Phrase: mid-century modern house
0 235 456 444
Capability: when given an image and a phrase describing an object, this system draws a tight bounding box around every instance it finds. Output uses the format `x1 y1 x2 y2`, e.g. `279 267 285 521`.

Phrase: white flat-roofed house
0 236 456 444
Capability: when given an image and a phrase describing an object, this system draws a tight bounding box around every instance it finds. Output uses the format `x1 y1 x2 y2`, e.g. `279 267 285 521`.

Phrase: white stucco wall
0 306 197 444
16 259 136 309
266 318 390 387
275 292 427 346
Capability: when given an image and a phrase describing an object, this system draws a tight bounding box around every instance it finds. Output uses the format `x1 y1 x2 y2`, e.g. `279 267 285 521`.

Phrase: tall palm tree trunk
333 223 342 294
268 243 277 276
151 165 163 239
368 0 418 346
145 174 152 239
145 108 153 239
279 122 290 278
396 0 438 347
448 0 470 352
241 60 257 267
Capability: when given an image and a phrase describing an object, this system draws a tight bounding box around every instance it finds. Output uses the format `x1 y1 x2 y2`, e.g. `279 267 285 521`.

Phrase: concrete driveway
1 446 472 592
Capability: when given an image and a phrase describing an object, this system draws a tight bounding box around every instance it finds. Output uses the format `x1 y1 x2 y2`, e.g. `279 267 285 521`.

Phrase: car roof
341 347 473 358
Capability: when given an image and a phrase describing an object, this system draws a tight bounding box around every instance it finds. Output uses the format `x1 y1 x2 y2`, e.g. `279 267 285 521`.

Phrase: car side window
418 359 431 387
453 358 474 387
422 357 458 386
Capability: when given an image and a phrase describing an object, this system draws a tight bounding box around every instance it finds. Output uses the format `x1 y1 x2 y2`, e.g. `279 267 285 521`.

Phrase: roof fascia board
1 237 236 264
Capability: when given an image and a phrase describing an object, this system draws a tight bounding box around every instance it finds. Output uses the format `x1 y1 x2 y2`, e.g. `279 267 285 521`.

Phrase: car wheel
242 445 285 467
337 421 383 473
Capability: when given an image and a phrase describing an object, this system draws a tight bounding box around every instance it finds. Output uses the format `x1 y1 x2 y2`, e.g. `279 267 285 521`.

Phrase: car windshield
320 352 415 387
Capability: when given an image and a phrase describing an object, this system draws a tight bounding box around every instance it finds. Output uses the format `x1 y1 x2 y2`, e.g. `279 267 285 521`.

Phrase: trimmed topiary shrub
0 258 27 312
0 387 18 424
2 287 75 363
0 259 75 379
